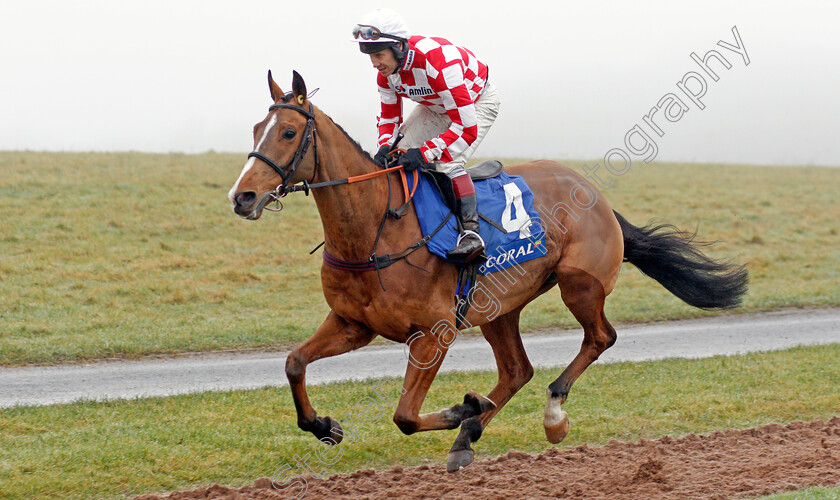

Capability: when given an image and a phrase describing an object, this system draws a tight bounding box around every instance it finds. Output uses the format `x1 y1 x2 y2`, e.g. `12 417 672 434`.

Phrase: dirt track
136 417 840 499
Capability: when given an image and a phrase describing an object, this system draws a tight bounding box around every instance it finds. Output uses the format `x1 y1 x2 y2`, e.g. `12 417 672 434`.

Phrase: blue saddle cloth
408 169 547 275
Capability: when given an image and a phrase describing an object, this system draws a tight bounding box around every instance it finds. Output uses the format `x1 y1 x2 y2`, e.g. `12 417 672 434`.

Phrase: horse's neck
310 113 396 260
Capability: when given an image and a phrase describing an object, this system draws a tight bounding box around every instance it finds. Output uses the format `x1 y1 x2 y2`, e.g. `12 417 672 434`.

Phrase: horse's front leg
392 327 495 436
285 311 376 443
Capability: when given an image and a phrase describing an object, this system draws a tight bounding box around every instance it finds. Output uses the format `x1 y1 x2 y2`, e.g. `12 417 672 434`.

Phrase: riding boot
445 172 485 262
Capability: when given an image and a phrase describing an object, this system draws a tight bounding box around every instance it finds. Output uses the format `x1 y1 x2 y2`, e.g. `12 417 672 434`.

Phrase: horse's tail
613 210 748 310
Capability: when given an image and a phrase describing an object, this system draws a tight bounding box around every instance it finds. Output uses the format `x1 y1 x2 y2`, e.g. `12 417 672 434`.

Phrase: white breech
398 81 500 175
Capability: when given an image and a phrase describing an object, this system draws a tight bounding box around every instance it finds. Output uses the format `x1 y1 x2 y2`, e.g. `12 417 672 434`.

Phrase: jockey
353 8 500 263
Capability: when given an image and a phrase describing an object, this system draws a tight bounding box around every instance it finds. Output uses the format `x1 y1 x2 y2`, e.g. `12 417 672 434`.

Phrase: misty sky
2 0 839 166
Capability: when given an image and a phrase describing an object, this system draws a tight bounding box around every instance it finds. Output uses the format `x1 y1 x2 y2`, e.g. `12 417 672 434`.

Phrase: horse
228 70 749 472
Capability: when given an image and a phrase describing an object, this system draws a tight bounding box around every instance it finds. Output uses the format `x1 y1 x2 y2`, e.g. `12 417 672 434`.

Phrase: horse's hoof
446 449 475 472
324 417 344 444
312 416 344 445
325 417 344 445
543 410 570 444
465 391 496 414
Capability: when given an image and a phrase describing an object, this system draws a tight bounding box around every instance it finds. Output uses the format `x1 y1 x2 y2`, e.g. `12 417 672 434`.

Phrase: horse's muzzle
231 190 271 220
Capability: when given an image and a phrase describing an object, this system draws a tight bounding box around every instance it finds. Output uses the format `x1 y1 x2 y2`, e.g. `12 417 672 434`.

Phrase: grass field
0 152 838 366
760 487 840 499
0 344 838 499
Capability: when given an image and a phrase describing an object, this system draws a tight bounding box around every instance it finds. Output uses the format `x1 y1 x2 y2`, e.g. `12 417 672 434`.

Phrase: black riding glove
373 145 391 167
397 148 429 172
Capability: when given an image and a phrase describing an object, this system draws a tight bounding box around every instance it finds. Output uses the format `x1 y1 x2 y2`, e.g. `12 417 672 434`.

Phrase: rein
248 99 417 204
287 163 414 197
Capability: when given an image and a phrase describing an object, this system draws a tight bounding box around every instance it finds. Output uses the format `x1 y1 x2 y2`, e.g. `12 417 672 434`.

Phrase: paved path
2 308 839 408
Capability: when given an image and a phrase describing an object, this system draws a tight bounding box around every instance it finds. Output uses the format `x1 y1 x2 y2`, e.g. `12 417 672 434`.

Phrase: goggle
352 24 405 42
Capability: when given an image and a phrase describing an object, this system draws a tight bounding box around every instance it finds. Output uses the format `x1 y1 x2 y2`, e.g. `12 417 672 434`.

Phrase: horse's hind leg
448 308 534 472
545 264 617 443
286 311 377 443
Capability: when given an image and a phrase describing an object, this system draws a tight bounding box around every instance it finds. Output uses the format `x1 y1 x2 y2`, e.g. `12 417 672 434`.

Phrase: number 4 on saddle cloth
408 160 547 327
408 160 548 276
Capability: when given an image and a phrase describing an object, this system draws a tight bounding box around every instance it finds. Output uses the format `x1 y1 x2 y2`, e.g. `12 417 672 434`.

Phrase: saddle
466 160 504 181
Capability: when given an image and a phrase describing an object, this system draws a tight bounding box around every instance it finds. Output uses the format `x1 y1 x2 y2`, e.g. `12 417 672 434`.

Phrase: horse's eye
282 128 297 140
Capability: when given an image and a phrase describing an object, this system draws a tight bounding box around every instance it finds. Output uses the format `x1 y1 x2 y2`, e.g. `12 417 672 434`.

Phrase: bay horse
228 71 748 472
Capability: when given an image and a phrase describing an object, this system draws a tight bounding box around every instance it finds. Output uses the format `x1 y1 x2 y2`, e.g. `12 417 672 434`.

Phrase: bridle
247 97 320 204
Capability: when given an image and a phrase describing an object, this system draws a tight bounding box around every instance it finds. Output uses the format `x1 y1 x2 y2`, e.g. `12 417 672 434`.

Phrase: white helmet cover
352 8 411 48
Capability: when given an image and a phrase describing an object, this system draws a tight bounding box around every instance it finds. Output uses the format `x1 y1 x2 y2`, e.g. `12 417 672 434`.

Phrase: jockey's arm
420 62 479 164
376 73 403 148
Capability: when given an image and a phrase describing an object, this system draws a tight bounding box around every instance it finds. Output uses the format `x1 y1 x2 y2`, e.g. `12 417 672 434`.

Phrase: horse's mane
282 92 376 163
323 113 375 163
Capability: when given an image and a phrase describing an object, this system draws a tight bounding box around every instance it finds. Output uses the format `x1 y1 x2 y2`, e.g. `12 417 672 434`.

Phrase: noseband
247 99 319 196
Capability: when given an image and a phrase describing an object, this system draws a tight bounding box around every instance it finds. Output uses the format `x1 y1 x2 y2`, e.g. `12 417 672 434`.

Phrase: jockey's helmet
352 8 410 65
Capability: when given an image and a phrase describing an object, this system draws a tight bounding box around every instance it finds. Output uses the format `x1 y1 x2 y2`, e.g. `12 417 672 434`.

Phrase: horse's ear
267 70 285 103
292 70 307 106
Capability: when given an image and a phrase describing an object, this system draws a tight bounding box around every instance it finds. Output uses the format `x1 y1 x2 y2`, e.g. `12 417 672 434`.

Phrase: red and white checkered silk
376 36 489 164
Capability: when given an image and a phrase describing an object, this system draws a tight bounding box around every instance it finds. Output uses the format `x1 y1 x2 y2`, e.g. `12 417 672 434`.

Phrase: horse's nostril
234 191 257 207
